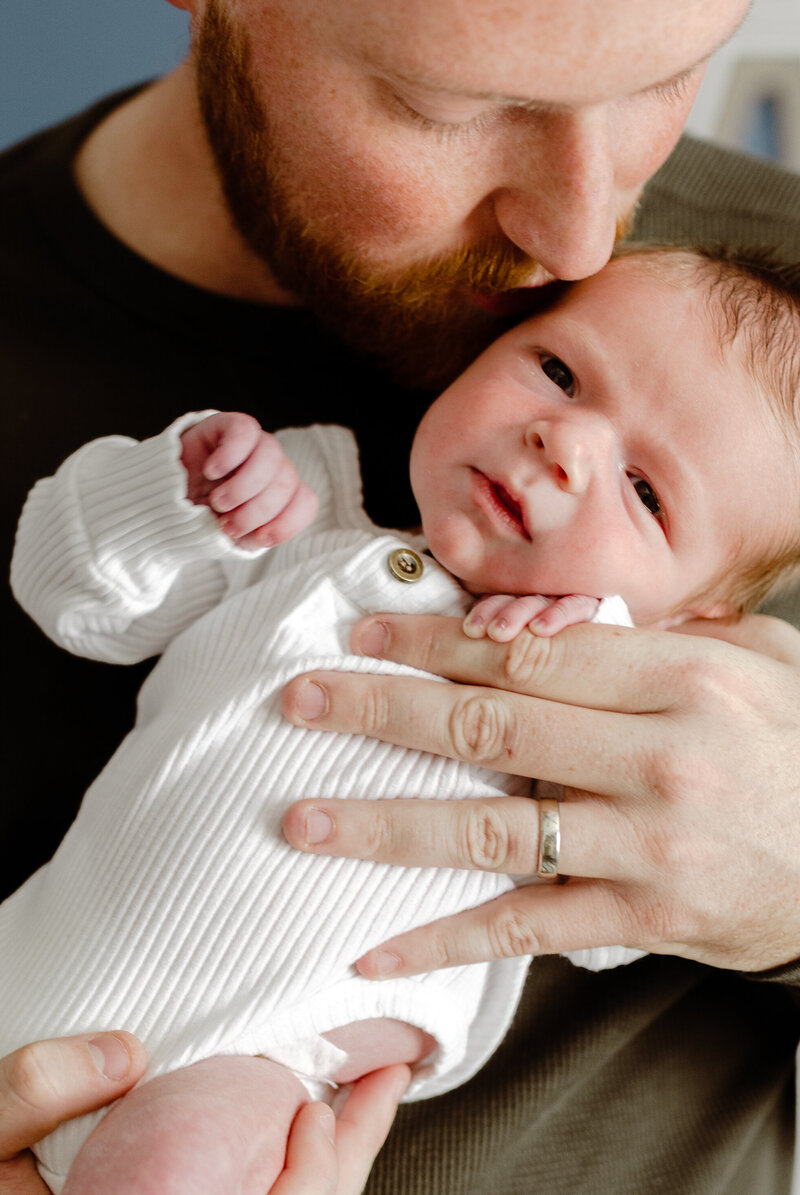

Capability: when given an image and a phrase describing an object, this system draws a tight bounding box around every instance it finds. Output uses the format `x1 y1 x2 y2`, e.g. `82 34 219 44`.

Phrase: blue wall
2 1 190 150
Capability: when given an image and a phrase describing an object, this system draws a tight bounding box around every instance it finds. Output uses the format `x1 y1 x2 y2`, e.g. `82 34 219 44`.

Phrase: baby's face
410 257 790 624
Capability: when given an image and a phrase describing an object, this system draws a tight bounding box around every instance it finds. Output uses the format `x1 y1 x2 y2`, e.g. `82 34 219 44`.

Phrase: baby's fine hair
612 241 800 619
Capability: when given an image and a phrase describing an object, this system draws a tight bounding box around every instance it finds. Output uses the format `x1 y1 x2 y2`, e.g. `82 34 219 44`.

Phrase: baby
5 244 799 1194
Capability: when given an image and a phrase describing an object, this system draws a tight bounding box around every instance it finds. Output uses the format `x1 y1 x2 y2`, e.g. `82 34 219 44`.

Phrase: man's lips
472 470 531 540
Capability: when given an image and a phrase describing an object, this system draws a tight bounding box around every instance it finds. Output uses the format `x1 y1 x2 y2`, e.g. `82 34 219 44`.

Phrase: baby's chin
455 575 487 597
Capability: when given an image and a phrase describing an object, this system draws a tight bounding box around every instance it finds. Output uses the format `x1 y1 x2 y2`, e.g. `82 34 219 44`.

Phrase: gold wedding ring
537 797 563 882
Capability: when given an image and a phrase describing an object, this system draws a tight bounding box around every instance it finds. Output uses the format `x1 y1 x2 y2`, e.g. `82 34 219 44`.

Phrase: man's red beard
195 1 633 389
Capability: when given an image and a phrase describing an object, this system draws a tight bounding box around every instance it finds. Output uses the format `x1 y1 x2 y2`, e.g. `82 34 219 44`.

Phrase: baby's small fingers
487 595 555 641
218 457 303 538
234 483 319 548
209 434 286 513
529 594 601 636
202 413 263 481
463 595 516 639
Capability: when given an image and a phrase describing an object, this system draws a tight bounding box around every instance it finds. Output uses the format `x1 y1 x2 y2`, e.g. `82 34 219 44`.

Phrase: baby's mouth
476 470 531 540
493 483 529 537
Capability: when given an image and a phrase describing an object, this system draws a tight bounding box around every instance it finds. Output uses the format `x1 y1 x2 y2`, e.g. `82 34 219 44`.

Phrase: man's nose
490 107 620 281
525 418 608 493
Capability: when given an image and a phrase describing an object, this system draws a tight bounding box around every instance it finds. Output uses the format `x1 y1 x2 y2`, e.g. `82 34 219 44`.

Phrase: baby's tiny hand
180 412 319 547
463 592 601 640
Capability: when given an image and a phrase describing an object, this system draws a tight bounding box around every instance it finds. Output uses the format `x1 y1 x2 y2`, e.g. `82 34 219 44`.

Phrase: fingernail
88 1034 131 1081
204 460 225 481
305 807 333 845
489 617 508 633
462 613 484 637
363 949 402 978
318 1104 336 1142
355 618 389 658
294 679 328 721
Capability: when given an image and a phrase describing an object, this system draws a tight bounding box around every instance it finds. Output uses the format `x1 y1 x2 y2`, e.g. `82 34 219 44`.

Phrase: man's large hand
273 1067 411 1195
0 1033 146 1193
283 613 800 975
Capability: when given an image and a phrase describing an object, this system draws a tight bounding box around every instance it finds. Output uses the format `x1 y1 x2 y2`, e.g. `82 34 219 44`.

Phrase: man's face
409 258 794 625
192 0 749 385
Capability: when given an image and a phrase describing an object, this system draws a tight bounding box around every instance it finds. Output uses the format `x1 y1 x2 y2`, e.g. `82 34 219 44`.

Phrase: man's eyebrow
379 8 751 111
385 64 705 110
385 58 703 111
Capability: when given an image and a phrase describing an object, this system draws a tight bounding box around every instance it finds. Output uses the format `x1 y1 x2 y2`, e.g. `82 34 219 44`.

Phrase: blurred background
1 0 799 168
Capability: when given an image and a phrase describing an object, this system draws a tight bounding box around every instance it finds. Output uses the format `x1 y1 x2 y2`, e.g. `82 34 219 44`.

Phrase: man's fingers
0 1151 52 1194
270 1103 338 1195
273 1068 409 1195
0 1033 146 1160
353 882 641 978
333 1065 411 1194
348 614 753 712
282 672 647 797
283 794 630 881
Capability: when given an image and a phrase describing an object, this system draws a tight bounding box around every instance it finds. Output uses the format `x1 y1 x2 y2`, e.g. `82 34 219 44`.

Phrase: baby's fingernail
294 679 328 721
355 619 389 658
489 618 508 633
88 1034 131 1081
304 807 333 846
204 459 226 481
462 613 484 637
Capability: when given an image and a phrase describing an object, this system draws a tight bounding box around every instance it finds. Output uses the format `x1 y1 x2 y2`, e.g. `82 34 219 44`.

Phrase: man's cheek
304 132 458 248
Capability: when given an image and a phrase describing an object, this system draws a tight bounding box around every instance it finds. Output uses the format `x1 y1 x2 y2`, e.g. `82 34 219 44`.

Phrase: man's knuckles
448 691 520 766
458 802 519 872
2 1044 61 1120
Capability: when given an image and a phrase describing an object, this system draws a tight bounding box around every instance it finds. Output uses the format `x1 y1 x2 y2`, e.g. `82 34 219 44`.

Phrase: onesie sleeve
10 413 268 664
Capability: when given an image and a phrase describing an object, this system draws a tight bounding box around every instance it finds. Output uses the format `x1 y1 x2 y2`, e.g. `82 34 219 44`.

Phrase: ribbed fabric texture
2 99 799 1193
6 419 639 1187
6 420 531 1186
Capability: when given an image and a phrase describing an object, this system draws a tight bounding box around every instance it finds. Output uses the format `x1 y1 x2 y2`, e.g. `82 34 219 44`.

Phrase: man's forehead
324 0 750 105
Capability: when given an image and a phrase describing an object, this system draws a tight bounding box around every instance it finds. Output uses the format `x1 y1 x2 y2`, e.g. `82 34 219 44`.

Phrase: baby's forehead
514 251 703 325
530 250 797 432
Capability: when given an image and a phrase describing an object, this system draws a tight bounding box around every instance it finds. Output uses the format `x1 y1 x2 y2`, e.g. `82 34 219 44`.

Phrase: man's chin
308 279 570 390
311 297 505 391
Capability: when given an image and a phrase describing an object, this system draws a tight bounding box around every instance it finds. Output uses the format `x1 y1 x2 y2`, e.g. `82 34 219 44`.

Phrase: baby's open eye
540 354 575 396
629 474 663 523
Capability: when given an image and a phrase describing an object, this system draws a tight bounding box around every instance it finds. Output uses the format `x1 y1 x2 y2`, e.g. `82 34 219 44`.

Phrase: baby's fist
180 413 318 548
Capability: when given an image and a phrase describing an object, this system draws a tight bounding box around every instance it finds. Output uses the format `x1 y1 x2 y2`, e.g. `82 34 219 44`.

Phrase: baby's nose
525 420 592 493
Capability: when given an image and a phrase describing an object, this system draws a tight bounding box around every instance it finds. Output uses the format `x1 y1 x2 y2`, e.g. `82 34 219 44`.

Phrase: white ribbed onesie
5 418 641 1192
